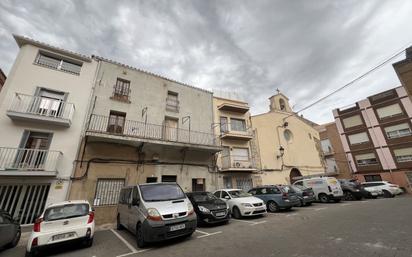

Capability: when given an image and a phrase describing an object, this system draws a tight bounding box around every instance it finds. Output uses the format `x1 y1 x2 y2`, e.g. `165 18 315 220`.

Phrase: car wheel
83 237 94 248
117 215 123 230
306 202 312 206
267 201 279 212
343 191 354 201
318 193 329 203
232 206 241 219
382 190 394 198
6 229 21 248
136 223 146 248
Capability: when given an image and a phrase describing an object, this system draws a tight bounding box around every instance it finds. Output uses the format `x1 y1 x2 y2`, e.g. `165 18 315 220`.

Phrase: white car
213 189 266 218
362 181 403 198
26 200 95 257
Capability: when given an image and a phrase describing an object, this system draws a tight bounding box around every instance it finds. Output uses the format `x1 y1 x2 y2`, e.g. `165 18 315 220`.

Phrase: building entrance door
164 117 178 141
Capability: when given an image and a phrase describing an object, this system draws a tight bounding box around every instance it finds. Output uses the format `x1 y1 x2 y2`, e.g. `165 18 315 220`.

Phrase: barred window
93 179 125 206
113 78 131 101
35 52 82 75
166 91 179 112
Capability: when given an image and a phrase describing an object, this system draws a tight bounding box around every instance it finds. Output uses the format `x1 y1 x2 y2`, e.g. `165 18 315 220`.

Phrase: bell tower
269 89 292 113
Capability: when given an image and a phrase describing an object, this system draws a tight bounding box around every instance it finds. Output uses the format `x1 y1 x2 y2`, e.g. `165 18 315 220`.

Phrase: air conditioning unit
234 162 241 168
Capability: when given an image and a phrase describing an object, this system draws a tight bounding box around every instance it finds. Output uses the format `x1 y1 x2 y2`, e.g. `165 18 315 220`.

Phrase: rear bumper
142 215 197 242
29 235 91 252
301 196 316 204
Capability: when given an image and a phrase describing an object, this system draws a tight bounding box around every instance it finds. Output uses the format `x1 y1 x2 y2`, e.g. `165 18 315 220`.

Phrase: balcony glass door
30 89 65 117
107 111 126 134
16 132 51 170
164 117 178 141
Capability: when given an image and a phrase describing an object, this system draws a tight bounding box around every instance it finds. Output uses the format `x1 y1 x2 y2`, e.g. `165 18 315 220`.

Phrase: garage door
0 184 50 224
236 178 253 192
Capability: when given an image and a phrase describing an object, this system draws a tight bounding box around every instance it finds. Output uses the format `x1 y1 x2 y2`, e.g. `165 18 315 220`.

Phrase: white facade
0 35 98 224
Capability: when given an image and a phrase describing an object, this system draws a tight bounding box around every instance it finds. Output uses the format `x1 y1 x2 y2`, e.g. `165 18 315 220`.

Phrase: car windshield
44 204 89 221
140 184 186 202
228 190 251 198
291 186 302 193
191 192 218 202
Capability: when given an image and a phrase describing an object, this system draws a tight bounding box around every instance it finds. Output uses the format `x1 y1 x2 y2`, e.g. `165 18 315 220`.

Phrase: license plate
52 232 75 241
215 211 226 217
170 224 185 231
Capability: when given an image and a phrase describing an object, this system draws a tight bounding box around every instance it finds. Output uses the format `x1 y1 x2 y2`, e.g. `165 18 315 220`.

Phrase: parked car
0 210 21 250
213 189 266 218
290 185 316 206
117 183 196 247
362 181 403 198
186 191 230 225
248 185 300 212
293 177 344 203
338 179 366 200
26 200 95 257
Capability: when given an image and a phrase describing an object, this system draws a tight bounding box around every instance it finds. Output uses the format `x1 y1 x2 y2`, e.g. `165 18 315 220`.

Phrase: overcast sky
1 0 412 123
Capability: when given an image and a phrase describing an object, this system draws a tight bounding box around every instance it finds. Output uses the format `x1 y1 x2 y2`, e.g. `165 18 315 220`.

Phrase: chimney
407 46 412 59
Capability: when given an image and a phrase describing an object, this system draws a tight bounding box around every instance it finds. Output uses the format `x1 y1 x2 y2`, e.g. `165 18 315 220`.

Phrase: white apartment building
0 35 98 224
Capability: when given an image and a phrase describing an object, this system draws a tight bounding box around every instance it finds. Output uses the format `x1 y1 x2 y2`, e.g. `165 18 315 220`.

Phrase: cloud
1 0 412 123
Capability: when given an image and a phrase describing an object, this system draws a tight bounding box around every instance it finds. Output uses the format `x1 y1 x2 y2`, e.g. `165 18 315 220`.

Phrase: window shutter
384 123 410 133
232 148 249 161
376 104 402 119
342 115 362 128
394 147 412 157
348 132 369 145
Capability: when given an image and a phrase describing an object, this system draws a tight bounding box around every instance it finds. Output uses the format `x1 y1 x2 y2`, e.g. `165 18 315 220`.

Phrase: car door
128 186 140 232
0 213 13 247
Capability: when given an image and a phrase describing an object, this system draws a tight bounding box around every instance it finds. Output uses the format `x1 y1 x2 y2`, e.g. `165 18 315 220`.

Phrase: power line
295 47 408 114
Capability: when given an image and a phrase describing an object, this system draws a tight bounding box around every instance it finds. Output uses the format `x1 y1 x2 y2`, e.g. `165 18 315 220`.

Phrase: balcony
7 93 75 127
0 147 62 176
221 155 256 172
86 114 221 152
217 103 249 113
220 129 253 141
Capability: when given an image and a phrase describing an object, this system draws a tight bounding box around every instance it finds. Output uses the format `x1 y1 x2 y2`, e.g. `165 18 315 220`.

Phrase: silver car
117 183 197 247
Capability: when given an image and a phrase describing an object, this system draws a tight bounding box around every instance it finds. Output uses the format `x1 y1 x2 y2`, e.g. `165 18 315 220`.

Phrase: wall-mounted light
277 146 285 159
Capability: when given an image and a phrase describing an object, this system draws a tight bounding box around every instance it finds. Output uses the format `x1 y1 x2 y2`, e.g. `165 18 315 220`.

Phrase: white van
293 177 344 203
117 183 196 247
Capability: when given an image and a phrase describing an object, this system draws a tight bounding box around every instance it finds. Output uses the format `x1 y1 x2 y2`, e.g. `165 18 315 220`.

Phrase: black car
290 185 316 206
0 210 21 250
186 191 230 225
338 179 370 200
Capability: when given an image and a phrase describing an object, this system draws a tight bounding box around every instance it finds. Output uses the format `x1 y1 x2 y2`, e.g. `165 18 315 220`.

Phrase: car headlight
241 203 253 207
198 205 210 214
188 202 195 215
226 204 230 210
355 189 360 192
147 208 162 221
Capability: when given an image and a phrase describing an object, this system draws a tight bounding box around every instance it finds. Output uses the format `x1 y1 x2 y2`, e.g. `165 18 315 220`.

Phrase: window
146 177 158 183
213 191 221 198
220 117 228 133
294 181 303 186
161 175 177 182
94 179 125 206
384 123 412 139
284 129 293 142
119 188 131 204
268 187 281 194
364 175 382 182
348 132 369 145
342 115 363 128
232 148 249 161
321 139 333 153
355 153 378 166
166 91 179 112
308 133 312 139
223 176 232 188
35 52 82 75
221 191 230 199
230 118 246 131
132 186 140 203
376 103 403 119
107 111 126 134
33 88 66 117
192 178 205 192
112 78 131 101
279 99 286 111
394 147 412 162
17 131 52 170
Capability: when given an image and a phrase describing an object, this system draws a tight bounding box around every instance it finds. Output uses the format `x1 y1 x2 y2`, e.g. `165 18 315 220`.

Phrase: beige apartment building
251 92 325 185
213 96 261 191
69 57 221 225
0 35 98 224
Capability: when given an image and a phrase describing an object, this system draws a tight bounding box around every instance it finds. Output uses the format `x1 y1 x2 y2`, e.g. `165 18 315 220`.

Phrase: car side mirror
224 196 230 200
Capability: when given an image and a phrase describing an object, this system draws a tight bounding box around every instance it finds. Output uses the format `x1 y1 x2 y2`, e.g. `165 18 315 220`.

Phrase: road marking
250 220 267 226
117 249 151 257
314 207 327 211
197 231 223 238
111 229 140 256
340 203 352 206
286 213 298 217
195 229 209 235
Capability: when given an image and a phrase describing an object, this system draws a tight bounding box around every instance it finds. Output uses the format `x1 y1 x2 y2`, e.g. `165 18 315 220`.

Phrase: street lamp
277 146 285 159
